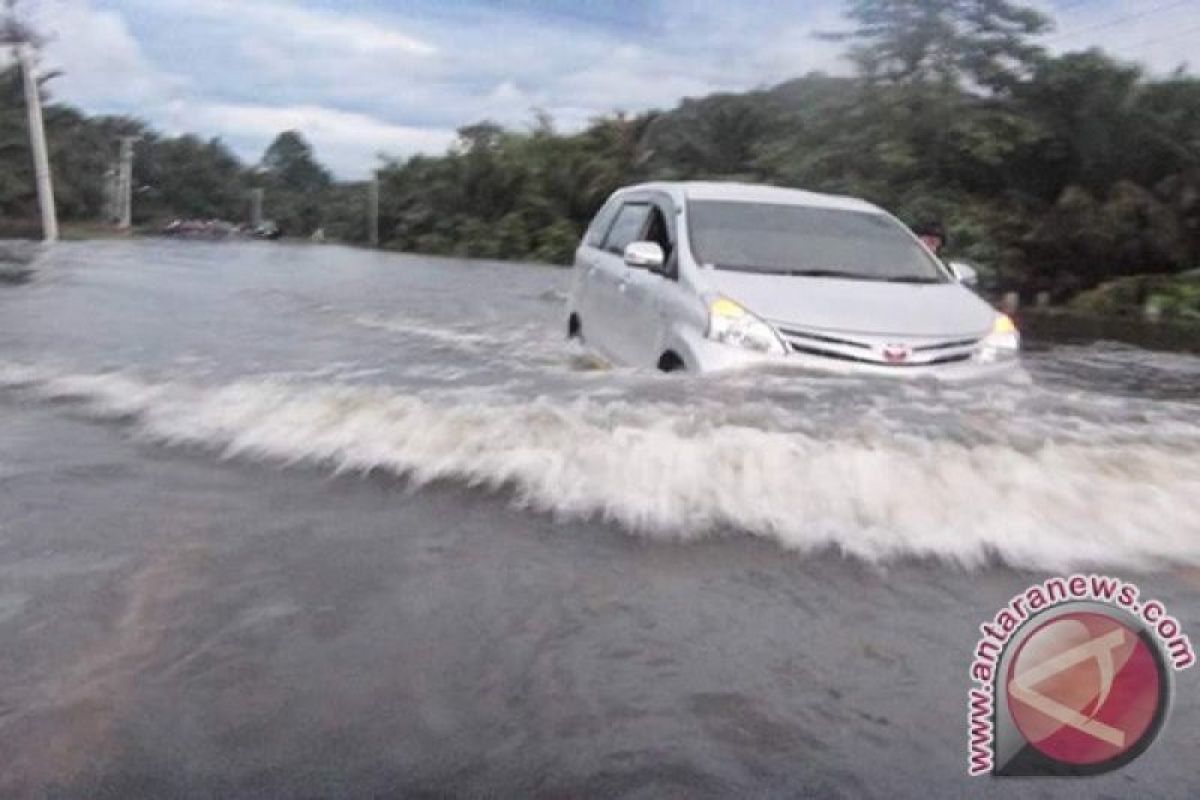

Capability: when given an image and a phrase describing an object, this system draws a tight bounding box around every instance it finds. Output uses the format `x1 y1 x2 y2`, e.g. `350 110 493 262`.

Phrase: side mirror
623 241 664 272
947 260 979 287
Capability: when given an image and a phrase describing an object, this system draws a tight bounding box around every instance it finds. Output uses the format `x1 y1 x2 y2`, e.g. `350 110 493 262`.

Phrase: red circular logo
1005 611 1164 766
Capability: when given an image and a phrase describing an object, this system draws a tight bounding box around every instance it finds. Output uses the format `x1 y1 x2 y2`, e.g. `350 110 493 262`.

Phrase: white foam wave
4 363 1199 571
350 312 564 366
352 313 494 349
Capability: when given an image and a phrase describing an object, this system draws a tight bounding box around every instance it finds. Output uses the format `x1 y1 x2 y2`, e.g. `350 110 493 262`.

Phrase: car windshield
688 200 947 282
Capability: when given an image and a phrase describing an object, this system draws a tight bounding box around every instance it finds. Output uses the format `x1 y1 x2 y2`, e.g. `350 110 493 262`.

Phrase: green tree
1 0 42 47
642 93 774 179
824 0 1050 91
4 0 1200 294
134 134 245 222
261 130 331 193
256 130 332 235
0 64 35 224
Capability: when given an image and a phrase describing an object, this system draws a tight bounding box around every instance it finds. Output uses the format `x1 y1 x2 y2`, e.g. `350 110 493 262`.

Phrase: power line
1053 0 1097 13
1043 0 1100 39
1107 20 1200 57
1046 0 1197 42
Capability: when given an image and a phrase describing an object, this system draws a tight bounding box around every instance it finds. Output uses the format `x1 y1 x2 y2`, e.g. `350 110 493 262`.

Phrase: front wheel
657 351 686 372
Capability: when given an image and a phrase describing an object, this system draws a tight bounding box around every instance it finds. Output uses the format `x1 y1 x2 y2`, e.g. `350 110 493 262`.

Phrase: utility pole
102 166 114 222
367 177 379 248
249 187 264 228
17 43 57 242
116 136 137 230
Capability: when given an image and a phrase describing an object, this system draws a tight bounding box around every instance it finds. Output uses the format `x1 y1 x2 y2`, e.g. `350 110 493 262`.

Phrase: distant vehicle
254 221 282 240
162 218 237 238
566 181 1020 378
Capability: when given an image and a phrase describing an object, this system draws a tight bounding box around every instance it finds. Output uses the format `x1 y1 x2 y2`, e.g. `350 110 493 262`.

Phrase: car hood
702 270 997 337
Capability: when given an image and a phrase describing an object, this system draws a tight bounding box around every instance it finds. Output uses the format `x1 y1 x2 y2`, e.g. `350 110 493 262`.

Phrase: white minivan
566 181 1020 378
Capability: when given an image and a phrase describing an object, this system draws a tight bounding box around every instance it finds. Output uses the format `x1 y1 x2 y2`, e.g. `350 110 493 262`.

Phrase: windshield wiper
882 275 944 284
710 264 944 283
783 268 879 279
708 263 782 275
711 264 877 279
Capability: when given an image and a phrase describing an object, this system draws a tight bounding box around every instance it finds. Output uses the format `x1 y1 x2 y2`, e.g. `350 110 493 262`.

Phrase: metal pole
17 43 57 242
250 188 264 228
102 166 117 222
367 178 379 248
117 136 136 230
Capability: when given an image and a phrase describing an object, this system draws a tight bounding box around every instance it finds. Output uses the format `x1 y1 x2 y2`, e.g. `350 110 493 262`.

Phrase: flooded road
1 240 1198 797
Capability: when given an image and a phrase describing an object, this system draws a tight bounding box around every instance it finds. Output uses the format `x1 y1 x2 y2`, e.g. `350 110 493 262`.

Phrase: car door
573 198 620 342
592 199 652 364
617 196 678 367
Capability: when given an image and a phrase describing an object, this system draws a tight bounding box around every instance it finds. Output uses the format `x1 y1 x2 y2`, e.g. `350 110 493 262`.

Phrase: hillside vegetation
2 0 1199 301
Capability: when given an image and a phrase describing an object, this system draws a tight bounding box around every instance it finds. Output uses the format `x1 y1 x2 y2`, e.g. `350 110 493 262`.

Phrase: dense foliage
1071 273 1200 321
3 0 1200 299
0 68 329 235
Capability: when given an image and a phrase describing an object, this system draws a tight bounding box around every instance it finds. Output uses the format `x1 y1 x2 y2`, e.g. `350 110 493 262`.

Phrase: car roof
616 181 884 214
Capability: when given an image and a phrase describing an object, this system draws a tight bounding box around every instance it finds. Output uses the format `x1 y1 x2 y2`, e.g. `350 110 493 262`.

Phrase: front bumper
687 334 1024 381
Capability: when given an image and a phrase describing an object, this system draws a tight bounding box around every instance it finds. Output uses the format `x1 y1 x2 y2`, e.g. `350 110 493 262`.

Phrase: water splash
3 360 1198 572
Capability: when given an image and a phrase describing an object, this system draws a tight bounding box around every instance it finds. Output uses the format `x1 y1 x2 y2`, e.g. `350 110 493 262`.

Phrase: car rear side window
644 205 673 263
603 203 650 255
585 200 620 247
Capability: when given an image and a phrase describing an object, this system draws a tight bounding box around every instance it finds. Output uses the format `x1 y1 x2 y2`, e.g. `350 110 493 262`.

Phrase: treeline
3 0 1200 299
0 66 341 239
366 0 1200 298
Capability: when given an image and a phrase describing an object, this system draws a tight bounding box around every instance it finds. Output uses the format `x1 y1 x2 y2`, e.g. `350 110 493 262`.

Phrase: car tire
657 351 685 372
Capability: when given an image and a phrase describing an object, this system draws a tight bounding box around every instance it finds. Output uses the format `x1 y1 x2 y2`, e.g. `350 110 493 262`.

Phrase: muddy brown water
1 240 1197 798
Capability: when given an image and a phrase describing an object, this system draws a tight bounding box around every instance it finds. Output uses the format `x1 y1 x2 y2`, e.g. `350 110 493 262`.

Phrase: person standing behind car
913 221 946 256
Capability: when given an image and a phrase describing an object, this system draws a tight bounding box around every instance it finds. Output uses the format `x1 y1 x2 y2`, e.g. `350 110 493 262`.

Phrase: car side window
643 205 673 263
585 200 620 248
603 203 651 255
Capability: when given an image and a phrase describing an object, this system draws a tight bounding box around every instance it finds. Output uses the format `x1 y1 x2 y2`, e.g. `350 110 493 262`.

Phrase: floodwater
0 240 1197 798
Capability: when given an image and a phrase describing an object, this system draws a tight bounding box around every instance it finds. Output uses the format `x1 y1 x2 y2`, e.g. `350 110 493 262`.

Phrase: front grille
786 343 972 367
914 337 981 352
919 352 972 366
774 323 981 368
786 344 874 364
776 327 871 350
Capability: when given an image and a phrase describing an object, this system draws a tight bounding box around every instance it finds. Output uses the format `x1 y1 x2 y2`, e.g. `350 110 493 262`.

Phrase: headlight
976 313 1020 362
706 296 786 355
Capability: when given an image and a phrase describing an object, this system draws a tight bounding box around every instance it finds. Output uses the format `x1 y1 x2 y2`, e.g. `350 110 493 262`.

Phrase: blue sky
22 0 1200 178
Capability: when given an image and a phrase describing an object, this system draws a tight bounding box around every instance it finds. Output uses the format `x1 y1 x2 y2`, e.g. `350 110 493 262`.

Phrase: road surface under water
0 240 1198 798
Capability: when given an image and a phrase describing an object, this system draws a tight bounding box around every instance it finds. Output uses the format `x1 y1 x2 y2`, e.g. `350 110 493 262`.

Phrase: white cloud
177 102 456 176
25 0 1199 181
152 0 438 57
30 0 186 106
1034 1 1197 74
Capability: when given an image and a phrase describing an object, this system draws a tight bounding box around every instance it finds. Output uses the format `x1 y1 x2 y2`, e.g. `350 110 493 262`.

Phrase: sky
18 0 1200 178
